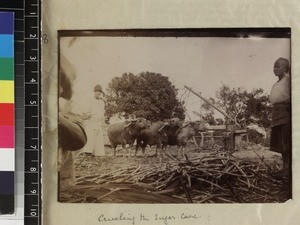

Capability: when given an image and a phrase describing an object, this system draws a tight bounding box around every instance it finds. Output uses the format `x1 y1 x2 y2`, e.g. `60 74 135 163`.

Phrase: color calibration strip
0 12 15 215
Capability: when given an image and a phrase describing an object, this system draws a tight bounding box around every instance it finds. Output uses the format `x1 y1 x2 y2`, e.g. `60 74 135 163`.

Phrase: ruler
0 0 41 224
24 0 41 224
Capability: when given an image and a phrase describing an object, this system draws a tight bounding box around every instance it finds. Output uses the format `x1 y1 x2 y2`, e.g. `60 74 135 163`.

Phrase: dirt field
59 145 290 203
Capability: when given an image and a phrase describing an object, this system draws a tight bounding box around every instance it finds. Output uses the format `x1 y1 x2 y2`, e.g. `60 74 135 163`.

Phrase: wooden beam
184 86 236 123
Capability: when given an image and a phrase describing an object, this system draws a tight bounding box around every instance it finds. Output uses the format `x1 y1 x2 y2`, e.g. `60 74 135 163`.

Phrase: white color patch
0 149 14 171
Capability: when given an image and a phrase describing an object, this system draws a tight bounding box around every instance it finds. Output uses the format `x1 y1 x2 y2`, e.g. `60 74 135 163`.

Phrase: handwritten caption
98 212 209 225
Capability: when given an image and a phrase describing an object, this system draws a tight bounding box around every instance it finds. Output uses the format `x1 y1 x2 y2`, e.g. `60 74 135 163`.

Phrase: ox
176 121 207 157
107 118 150 156
135 118 183 157
135 121 168 157
162 117 183 148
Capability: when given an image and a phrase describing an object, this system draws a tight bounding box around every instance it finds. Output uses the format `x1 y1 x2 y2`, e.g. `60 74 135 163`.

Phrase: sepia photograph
57 29 291 204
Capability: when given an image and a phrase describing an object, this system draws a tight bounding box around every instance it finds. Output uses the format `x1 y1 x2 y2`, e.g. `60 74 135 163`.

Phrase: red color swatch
0 103 14 126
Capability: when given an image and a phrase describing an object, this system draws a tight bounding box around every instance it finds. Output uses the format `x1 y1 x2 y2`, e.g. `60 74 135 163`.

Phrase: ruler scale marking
24 0 41 224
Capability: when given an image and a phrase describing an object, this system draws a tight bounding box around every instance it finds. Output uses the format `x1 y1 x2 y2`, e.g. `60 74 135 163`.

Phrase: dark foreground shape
58 112 87 151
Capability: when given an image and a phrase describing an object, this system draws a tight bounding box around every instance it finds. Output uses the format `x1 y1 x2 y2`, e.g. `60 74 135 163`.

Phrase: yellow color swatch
0 81 14 103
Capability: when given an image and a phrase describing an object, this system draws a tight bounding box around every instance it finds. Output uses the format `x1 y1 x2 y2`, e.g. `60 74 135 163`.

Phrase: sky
60 35 290 120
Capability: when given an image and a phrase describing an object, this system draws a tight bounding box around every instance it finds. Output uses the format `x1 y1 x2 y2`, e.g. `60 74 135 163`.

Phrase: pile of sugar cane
63 151 289 203
139 153 289 203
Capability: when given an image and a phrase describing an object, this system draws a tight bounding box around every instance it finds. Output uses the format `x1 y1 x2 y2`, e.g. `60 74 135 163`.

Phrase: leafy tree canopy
200 84 271 128
106 72 185 121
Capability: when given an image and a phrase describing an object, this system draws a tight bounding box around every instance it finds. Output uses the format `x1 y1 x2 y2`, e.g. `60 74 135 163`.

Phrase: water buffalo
162 117 183 148
176 121 207 157
135 117 183 157
135 121 168 157
107 118 150 156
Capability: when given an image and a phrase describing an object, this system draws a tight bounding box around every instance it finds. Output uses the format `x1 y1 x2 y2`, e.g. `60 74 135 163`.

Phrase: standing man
269 57 291 195
82 84 106 156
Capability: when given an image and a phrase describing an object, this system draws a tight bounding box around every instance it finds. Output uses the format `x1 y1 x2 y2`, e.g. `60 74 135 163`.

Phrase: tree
215 85 248 126
200 84 271 128
105 72 185 121
200 97 221 125
242 88 272 128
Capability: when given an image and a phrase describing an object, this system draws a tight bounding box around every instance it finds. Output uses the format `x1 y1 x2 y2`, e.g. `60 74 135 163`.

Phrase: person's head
94 84 103 99
273 58 290 78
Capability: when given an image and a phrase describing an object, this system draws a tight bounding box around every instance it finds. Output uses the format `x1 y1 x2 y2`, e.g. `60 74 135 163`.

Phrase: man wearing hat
81 84 106 156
